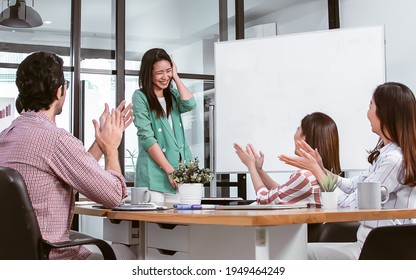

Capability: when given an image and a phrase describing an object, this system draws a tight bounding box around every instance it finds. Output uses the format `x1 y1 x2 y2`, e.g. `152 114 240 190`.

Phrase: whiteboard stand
208 94 217 197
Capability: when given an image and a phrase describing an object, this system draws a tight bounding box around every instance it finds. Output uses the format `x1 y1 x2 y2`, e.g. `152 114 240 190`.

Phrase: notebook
215 203 308 210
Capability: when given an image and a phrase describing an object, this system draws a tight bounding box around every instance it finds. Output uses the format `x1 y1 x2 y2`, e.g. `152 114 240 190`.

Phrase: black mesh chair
307 223 324 242
308 222 360 243
0 166 116 260
317 221 360 242
359 224 416 260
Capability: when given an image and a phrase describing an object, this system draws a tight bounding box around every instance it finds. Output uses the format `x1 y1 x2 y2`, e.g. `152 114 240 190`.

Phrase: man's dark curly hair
15 51 65 112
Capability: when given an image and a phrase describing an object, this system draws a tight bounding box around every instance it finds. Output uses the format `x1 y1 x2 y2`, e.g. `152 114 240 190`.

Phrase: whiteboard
214 26 385 173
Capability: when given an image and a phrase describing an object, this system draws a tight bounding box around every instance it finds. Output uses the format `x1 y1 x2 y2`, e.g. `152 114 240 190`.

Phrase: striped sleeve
255 170 317 205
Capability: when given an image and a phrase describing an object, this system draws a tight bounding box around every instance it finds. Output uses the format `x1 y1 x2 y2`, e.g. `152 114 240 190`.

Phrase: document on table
215 204 308 210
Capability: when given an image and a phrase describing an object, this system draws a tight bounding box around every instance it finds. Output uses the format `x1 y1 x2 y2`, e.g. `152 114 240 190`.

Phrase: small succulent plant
318 171 338 192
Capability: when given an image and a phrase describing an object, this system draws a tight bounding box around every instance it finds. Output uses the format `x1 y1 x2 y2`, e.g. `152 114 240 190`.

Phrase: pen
174 204 193 210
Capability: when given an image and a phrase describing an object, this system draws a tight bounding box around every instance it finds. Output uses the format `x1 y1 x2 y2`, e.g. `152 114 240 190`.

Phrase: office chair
307 223 324 242
359 224 416 260
0 166 116 260
317 221 360 242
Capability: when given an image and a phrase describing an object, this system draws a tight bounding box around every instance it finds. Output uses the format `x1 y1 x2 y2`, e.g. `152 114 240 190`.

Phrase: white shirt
336 142 416 246
158 97 173 130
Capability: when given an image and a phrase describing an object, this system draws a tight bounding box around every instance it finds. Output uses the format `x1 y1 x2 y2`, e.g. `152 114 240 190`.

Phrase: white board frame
214 26 385 174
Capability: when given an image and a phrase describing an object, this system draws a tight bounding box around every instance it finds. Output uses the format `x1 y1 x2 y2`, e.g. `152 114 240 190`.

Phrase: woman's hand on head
171 61 180 81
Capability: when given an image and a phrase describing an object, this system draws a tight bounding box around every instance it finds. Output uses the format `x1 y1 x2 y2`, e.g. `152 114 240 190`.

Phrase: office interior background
1 0 415 203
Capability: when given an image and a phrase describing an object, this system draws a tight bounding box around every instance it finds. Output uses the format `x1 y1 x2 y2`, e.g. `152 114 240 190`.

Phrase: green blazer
132 88 196 194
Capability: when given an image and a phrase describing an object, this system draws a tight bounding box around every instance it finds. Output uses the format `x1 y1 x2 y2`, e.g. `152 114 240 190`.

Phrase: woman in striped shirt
280 82 416 259
234 112 341 207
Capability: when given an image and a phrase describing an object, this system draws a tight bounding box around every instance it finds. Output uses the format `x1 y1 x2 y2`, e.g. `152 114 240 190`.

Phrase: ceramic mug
357 181 389 209
131 187 151 204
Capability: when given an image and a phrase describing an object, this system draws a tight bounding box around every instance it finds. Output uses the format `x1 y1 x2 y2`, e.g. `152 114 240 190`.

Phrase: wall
246 0 328 35
340 0 416 91
241 0 416 199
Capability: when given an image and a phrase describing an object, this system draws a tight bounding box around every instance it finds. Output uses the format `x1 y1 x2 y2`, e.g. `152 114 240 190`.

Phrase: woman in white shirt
279 82 416 259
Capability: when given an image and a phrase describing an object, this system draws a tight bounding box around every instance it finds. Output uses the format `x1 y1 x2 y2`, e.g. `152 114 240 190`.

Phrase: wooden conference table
75 204 416 260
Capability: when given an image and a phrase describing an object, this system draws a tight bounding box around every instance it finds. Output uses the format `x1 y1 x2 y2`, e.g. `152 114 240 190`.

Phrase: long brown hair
139 48 173 119
368 82 416 186
301 112 341 174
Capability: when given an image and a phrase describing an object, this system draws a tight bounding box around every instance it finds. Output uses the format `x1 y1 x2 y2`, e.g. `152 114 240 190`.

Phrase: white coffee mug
357 181 389 209
131 187 151 204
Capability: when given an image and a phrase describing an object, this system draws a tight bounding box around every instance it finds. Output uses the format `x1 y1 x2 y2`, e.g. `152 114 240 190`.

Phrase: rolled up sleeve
171 88 196 113
132 90 158 151
49 134 127 208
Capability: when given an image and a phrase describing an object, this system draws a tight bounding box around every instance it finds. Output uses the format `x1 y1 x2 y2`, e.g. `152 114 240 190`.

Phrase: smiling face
367 96 381 136
152 59 172 95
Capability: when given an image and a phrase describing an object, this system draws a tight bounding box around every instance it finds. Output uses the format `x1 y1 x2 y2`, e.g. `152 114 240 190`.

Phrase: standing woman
132 48 196 204
279 82 416 259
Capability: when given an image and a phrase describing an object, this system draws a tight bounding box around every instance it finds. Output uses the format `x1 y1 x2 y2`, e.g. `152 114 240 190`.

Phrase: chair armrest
43 234 116 260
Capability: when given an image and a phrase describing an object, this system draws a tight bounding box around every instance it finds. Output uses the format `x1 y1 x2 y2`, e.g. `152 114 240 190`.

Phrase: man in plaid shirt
0 51 135 260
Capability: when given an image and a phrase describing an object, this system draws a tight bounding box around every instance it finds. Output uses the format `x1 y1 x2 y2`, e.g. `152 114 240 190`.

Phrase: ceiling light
0 0 43 28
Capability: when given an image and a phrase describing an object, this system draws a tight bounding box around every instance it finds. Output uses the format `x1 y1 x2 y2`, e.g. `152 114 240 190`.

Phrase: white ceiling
0 0 312 52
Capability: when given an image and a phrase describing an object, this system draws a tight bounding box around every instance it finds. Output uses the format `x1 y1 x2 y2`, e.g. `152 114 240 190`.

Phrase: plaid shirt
0 111 127 260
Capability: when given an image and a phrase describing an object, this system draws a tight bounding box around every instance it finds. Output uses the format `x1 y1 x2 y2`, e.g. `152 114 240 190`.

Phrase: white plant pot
321 191 338 209
178 183 203 204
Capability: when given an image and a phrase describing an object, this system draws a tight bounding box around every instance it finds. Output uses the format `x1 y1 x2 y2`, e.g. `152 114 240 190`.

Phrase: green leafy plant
170 157 213 184
318 171 338 192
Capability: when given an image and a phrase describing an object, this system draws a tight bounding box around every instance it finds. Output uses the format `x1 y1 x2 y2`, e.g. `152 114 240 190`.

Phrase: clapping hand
294 140 325 171
247 144 265 170
98 100 134 131
278 140 324 174
93 108 124 155
233 143 257 170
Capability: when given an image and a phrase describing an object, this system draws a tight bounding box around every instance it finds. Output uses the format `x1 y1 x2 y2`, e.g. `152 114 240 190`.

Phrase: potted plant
170 157 213 204
318 171 339 209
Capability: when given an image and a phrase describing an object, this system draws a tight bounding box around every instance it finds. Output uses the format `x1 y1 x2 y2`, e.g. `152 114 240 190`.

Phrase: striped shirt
336 142 416 246
255 170 321 207
0 111 127 260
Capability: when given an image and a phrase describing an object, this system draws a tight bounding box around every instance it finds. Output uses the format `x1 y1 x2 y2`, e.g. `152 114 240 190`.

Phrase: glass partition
80 0 115 70
125 0 219 75
0 0 72 131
